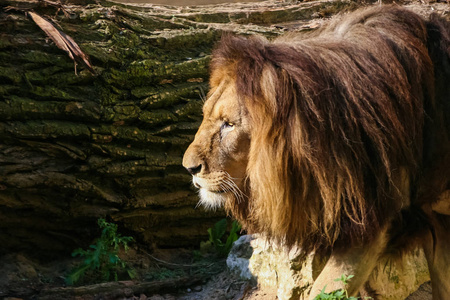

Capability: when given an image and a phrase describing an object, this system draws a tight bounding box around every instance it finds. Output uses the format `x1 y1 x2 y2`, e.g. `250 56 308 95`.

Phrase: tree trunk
0 0 382 257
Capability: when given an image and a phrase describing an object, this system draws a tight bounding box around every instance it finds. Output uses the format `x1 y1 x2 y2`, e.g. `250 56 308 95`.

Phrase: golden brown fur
184 4 450 298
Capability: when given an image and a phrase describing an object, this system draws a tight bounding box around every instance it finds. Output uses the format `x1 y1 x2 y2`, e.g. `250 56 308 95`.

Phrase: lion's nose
183 141 203 175
186 164 202 175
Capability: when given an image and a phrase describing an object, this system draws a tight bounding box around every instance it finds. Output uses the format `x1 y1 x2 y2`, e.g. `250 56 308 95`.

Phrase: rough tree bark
2 0 446 257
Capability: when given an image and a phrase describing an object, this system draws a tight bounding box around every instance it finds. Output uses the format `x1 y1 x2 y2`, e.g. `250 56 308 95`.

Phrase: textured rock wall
228 235 431 300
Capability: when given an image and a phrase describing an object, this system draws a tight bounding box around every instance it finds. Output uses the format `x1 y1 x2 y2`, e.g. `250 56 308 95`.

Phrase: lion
183 5 450 299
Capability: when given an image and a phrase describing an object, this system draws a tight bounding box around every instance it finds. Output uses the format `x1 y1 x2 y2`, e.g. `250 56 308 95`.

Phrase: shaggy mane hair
211 5 450 251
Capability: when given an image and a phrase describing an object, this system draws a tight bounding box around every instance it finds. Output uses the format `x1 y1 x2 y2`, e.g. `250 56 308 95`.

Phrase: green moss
389 274 400 285
106 56 209 88
29 86 86 101
140 16 188 30
113 104 141 118
185 12 232 24
131 86 158 99
90 123 190 146
96 144 147 159
78 9 103 23
173 100 203 121
0 85 19 95
0 96 63 120
112 29 141 49
138 110 178 125
100 105 178 126
99 160 164 176
81 44 121 64
0 66 22 84
137 83 208 109
3 120 91 139
0 37 14 49
181 2 356 26
21 51 72 66
24 67 65 84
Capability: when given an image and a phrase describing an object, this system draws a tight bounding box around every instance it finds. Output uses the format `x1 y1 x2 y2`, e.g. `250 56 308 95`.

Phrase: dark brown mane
209 5 450 251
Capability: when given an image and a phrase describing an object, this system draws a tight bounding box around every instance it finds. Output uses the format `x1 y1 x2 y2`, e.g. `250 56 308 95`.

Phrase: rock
226 235 255 281
124 288 134 297
368 249 430 300
192 285 203 292
139 294 148 300
405 282 432 300
227 235 314 299
227 235 431 300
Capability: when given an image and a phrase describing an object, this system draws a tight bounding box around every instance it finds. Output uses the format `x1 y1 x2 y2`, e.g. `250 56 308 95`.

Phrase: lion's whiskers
222 180 242 203
222 172 247 204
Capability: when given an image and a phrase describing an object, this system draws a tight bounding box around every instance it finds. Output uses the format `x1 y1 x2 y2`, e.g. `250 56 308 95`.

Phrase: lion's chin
198 188 227 210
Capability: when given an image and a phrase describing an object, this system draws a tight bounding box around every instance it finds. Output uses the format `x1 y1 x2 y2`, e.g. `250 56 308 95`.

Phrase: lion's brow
202 80 227 117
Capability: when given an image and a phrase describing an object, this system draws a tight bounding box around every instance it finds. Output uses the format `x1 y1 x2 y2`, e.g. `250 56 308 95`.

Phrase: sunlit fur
208 5 450 252
194 172 246 210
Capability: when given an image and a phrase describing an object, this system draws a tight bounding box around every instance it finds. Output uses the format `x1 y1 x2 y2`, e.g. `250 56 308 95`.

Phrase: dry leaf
28 11 95 75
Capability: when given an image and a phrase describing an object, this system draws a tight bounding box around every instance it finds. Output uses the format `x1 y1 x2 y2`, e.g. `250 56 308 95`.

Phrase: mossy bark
0 0 370 256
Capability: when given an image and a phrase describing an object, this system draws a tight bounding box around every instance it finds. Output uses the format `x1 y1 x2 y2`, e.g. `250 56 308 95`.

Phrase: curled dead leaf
28 11 95 75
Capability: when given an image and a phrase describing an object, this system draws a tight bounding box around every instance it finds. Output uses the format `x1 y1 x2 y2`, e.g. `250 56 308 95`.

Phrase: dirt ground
0 246 432 300
0 246 278 300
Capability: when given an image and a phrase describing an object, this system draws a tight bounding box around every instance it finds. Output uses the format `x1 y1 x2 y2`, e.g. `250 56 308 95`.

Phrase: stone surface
368 249 430 300
228 235 431 300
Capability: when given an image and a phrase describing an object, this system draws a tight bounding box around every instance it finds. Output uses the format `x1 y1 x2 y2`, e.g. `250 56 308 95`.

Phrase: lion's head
183 5 438 250
182 77 251 211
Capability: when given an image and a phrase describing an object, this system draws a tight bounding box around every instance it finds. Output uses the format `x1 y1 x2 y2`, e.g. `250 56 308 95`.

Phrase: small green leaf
212 219 227 241
127 268 137 279
207 228 214 243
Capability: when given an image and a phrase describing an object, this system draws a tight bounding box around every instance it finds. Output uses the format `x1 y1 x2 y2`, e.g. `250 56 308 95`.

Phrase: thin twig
142 250 216 269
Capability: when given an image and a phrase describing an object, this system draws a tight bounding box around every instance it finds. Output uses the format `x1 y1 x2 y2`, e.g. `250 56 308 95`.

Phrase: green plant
201 218 241 257
66 218 136 285
313 274 370 300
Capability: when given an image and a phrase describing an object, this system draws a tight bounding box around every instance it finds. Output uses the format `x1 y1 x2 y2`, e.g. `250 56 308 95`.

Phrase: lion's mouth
200 187 226 194
198 187 228 210
192 176 227 194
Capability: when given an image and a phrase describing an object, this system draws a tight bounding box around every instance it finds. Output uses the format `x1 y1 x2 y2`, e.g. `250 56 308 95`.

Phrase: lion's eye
223 122 234 128
220 121 235 137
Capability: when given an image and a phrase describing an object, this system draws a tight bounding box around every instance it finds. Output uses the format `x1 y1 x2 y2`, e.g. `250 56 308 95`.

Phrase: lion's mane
210 5 450 251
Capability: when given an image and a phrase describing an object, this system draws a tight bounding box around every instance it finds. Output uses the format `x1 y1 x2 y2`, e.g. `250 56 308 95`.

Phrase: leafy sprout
313 274 369 300
66 218 136 285
202 219 241 257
